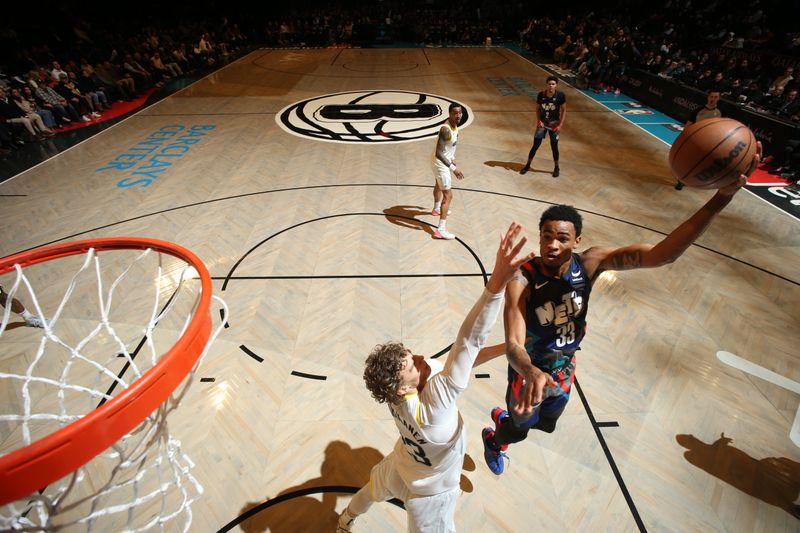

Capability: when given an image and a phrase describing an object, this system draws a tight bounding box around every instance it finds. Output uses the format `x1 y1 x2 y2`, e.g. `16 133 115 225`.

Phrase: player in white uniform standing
337 222 536 532
431 103 465 240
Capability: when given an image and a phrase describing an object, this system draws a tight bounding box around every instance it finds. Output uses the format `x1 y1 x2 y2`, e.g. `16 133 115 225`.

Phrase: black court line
98 286 182 407
239 345 264 363
0 194 27 197
597 421 620 428
217 485 404 532
219 308 229 328
330 48 344 66
291 370 327 381
422 48 431 65
212 273 484 280
573 376 646 532
249 48 509 78
137 112 279 116
14 183 794 287
200 377 215 383
220 212 488 291
342 64 420 73
475 373 491 379
431 344 453 359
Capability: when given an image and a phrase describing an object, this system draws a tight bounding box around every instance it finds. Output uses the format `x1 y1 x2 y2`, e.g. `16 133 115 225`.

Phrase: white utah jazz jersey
433 123 458 169
387 289 503 496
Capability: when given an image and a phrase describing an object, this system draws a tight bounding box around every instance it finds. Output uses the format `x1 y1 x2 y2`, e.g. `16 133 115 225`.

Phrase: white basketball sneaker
25 315 45 328
434 228 456 240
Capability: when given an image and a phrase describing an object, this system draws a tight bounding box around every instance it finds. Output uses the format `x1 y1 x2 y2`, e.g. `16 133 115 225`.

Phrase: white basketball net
0 246 227 532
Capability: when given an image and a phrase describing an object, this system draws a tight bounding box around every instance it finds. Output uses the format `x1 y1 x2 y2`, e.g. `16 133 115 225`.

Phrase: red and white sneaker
431 208 452 216
433 228 456 240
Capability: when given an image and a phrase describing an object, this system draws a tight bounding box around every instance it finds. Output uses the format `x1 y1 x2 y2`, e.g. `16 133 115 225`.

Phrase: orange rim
0 238 212 505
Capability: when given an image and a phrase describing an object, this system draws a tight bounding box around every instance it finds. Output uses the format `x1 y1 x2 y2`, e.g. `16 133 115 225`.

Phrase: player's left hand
485 222 537 294
454 168 465 179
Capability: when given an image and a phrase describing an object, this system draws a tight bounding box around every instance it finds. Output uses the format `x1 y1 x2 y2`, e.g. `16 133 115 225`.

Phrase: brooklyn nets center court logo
276 90 473 144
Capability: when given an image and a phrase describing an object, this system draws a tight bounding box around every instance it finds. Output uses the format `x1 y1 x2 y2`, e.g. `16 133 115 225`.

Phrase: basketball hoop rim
0 237 213 506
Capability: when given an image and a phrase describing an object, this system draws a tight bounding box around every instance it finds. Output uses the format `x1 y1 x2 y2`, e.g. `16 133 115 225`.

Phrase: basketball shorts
534 126 559 142
432 162 452 190
368 452 459 533
506 355 575 428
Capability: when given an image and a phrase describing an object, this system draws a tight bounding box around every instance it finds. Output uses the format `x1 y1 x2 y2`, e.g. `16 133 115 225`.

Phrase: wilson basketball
669 118 758 189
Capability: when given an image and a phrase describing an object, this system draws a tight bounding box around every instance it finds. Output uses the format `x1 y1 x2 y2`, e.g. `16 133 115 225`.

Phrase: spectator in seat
50 61 68 83
151 51 183 80
54 73 95 121
20 86 57 129
28 77 81 125
123 54 153 90
775 89 800 119
72 71 110 111
0 87 51 139
9 88 55 134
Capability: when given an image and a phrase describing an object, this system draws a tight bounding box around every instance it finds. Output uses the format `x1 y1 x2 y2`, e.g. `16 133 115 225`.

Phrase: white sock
20 309 32 319
438 220 446 230
338 507 356 529
434 201 441 211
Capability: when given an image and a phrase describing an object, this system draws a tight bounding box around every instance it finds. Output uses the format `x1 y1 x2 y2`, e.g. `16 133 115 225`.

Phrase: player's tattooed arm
584 244 655 275
435 127 453 166
609 249 643 269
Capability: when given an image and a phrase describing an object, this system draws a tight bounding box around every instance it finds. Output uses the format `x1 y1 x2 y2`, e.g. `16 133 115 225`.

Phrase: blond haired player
337 222 535 532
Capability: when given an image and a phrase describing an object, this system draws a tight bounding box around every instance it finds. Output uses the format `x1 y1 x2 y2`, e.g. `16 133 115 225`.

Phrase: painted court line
717 350 800 448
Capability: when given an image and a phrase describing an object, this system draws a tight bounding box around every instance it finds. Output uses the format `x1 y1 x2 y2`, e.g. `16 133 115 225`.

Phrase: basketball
669 118 758 189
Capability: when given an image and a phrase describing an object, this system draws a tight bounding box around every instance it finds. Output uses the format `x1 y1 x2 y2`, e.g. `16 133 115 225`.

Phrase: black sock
485 431 502 452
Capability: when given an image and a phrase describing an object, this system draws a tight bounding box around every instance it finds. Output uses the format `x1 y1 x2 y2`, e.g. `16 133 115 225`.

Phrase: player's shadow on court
236 441 384 532
383 205 435 237
676 433 800 518
234 441 476 532
2 321 28 331
484 160 550 175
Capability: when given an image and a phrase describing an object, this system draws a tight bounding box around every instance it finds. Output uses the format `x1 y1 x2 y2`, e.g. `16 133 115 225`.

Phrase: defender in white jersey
431 103 465 240
337 222 536 533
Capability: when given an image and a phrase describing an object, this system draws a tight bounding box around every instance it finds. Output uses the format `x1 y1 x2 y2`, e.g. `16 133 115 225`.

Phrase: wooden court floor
1 48 799 532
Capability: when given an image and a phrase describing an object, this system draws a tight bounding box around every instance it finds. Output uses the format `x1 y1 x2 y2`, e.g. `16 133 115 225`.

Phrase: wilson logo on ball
276 90 472 144
696 140 747 183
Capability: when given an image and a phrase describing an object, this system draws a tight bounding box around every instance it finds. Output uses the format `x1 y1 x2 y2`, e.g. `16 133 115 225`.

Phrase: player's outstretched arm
485 222 537 294
586 142 761 275
445 223 535 389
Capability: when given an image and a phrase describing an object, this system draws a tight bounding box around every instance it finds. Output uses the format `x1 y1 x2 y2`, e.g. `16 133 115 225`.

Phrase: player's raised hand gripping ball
669 118 758 189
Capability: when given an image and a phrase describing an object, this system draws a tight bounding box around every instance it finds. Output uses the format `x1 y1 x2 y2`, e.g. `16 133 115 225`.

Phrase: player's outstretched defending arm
445 223 536 390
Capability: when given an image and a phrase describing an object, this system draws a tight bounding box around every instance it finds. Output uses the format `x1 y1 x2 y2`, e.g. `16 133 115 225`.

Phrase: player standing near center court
431 103 465 240
337 222 536 532
520 75 566 178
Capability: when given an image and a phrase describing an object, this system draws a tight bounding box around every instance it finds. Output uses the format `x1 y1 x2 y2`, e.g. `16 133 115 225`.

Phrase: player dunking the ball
520 75 566 178
337 223 536 532
431 103 465 240
481 144 761 475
